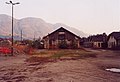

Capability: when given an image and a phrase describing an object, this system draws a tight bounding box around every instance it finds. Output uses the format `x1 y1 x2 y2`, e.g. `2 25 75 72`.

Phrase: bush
32 40 44 49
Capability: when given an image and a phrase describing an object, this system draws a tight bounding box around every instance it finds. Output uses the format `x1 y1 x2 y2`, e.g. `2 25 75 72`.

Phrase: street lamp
6 1 20 56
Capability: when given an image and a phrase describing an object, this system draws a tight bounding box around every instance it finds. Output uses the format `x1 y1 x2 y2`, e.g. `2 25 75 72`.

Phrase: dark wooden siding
43 27 80 49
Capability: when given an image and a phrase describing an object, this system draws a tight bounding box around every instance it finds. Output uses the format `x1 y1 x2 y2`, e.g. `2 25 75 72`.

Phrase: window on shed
58 34 65 40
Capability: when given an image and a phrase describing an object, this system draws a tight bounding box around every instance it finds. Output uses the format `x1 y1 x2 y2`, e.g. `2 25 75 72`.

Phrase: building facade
81 33 107 49
43 27 81 49
108 32 120 49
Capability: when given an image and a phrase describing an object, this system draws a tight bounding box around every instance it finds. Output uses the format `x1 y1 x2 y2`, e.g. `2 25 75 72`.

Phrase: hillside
0 14 88 39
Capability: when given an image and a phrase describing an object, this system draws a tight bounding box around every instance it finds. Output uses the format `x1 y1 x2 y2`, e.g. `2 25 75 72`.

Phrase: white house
108 32 120 49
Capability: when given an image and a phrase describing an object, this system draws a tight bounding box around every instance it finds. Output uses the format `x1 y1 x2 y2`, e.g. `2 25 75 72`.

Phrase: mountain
0 14 88 39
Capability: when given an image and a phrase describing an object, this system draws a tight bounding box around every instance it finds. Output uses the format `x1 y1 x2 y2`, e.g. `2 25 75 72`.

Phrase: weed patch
26 50 97 63
50 50 97 59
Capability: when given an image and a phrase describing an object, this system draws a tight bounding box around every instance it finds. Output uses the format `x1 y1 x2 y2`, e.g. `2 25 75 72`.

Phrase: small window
58 34 65 40
59 32 65 34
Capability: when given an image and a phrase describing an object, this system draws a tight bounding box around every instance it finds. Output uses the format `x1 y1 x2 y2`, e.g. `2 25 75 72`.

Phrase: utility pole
34 31 36 41
6 1 20 56
21 29 22 42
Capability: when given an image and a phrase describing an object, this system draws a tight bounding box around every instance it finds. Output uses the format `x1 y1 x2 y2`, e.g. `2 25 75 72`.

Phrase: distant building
0 38 11 47
108 32 120 49
43 27 81 49
80 37 91 48
82 33 107 48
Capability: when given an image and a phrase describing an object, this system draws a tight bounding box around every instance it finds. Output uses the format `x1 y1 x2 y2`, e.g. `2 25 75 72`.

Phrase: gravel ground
0 49 120 82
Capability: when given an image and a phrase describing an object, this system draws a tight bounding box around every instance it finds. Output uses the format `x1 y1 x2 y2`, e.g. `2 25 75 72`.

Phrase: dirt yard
0 49 120 82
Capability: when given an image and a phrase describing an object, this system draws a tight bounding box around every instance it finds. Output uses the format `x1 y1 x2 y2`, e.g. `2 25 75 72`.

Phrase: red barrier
0 47 11 54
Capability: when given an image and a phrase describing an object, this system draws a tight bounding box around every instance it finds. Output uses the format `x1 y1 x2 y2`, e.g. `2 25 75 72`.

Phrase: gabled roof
92 35 104 42
88 33 107 42
43 27 81 39
108 32 120 40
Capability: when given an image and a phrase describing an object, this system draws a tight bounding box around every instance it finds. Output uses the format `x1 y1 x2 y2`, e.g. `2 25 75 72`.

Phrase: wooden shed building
43 27 81 49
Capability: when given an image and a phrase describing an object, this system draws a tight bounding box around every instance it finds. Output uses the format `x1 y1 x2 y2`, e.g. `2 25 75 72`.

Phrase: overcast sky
0 0 120 35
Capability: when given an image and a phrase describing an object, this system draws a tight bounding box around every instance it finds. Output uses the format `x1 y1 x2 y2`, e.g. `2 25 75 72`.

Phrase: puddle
106 68 120 73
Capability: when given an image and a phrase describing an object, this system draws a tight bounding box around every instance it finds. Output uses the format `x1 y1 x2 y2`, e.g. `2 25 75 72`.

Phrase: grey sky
0 0 120 35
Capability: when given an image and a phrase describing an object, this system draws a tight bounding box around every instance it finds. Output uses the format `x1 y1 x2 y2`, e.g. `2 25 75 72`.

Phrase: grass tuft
26 49 97 63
